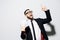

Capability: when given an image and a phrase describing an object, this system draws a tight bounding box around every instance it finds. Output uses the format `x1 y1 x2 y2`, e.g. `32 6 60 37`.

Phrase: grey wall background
0 0 60 40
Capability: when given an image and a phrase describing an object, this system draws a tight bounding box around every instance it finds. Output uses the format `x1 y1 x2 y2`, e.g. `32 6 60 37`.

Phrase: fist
41 5 48 11
21 25 26 31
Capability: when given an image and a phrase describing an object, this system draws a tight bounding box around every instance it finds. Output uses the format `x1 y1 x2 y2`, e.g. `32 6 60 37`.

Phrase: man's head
24 9 33 20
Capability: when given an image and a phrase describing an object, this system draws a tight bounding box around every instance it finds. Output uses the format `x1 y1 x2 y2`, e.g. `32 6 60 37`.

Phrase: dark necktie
31 20 36 40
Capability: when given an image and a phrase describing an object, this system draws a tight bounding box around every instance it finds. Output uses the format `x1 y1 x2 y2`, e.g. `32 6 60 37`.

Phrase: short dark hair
24 9 30 15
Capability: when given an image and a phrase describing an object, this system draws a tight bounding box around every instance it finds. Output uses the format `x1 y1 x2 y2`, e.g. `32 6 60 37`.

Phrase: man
21 6 52 40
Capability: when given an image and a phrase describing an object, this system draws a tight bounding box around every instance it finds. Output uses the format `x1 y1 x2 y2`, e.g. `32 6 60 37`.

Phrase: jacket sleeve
21 26 30 39
40 9 52 24
21 31 26 39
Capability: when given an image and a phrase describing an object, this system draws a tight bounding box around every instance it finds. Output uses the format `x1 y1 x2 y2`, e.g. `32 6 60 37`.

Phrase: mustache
30 15 33 16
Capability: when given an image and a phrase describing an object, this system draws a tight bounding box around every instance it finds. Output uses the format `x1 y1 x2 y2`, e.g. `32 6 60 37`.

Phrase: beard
27 16 33 20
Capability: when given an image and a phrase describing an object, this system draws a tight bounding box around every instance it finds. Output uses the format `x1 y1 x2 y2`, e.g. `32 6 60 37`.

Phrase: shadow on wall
46 23 56 36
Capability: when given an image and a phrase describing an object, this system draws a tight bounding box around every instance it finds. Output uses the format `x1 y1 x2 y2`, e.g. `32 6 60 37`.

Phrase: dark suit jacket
21 10 52 40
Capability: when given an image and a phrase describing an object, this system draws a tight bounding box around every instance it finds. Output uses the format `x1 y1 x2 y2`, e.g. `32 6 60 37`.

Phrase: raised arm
40 5 52 24
21 26 26 39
